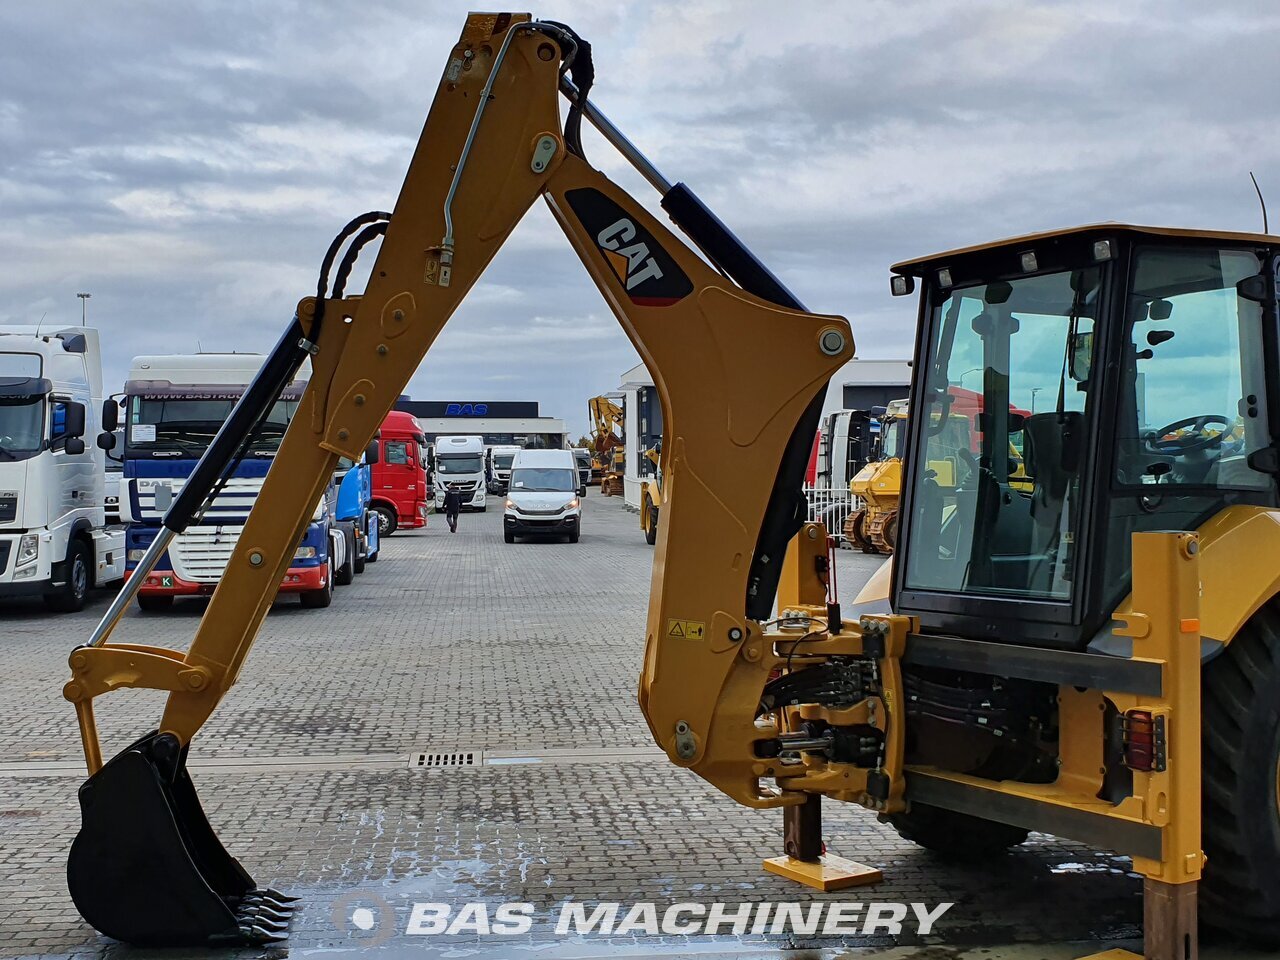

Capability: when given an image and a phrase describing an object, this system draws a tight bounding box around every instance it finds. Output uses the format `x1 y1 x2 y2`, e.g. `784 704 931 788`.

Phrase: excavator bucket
67 732 296 946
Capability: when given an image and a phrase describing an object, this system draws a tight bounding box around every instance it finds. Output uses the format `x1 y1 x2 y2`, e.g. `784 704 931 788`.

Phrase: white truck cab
485 444 522 494
434 435 486 511
503 448 581 543
0 326 125 610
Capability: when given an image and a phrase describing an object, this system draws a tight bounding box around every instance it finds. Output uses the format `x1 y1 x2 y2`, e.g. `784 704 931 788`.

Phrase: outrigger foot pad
67 731 296 946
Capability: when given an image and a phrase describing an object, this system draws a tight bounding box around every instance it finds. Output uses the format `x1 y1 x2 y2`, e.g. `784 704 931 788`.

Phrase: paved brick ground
0 496 1272 958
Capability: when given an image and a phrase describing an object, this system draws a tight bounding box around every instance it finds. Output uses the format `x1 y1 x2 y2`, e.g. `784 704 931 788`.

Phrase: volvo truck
0 325 124 610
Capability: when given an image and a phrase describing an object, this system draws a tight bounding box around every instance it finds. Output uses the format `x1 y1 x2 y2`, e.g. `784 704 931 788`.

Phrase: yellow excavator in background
58 14 1280 958
846 398 907 553
587 394 625 495
640 439 662 544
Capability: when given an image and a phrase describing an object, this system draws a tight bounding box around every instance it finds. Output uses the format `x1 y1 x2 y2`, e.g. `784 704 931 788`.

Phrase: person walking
443 483 463 533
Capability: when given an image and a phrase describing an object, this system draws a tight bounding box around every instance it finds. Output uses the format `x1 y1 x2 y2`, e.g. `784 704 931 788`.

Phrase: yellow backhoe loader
587 394 625 495
846 398 907 553
58 14 1280 959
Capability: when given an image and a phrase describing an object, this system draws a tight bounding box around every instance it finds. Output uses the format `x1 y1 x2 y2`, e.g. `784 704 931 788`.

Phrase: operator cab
890 225 1280 649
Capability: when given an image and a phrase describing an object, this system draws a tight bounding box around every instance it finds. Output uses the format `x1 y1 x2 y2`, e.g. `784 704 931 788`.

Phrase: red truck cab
370 411 429 535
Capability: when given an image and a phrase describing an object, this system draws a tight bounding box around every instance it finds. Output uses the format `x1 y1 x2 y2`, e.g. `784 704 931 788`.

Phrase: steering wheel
1144 415 1232 454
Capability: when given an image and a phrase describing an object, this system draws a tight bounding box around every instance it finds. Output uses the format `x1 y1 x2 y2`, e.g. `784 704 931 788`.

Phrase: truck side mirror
101 399 119 432
96 432 116 451
65 437 86 455
64 402 87 439
365 439 380 465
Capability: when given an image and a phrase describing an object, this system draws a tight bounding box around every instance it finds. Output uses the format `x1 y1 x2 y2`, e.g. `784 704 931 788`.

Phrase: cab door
379 437 418 521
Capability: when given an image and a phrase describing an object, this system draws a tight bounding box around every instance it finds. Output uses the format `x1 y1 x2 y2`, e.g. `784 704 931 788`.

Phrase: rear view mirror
365 440 380 465
96 432 116 451
101 399 119 432
65 402 87 439
1149 298 1173 321
1068 329 1094 382
65 437 86 455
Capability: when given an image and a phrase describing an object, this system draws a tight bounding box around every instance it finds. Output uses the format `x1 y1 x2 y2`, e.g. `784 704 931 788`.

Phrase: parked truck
121 354 345 609
0 325 124 611
485 444 522 494
433 434 486 511
335 450 379 572
369 410 429 535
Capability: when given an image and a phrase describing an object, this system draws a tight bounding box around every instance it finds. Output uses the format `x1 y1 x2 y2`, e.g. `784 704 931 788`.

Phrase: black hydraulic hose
332 222 389 299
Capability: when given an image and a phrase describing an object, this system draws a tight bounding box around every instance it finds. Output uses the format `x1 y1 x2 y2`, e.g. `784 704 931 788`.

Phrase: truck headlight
127 549 146 562
295 546 318 559
505 499 515 510
566 498 580 510
16 534 38 566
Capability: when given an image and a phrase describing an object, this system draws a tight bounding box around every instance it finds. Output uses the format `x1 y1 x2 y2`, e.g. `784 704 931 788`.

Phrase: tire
335 539 355 586
504 530 515 544
886 803 1029 858
45 539 90 613
354 549 366 575
882 510 899 553
478 504 487 513
645 506 658 545
845 509 876 553
136 594 174 612
300 558 334 608
1200 602 1280 942
372 504 397 537
569 528 580 544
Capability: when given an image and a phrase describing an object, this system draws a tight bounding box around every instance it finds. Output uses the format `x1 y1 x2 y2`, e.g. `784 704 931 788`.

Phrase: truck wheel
136 594 174 612
335 533 356 586
886 803 1028 858
353 537 367 575
1200 602 1280 942
45 539 90 613
645 506 658 545
372 505 397 537
301 558 334 608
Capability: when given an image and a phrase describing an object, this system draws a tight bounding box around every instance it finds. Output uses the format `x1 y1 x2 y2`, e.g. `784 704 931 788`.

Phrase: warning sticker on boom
667 619 706 640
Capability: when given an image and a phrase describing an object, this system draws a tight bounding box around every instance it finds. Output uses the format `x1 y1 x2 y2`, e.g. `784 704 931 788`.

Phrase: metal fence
801 484 860 545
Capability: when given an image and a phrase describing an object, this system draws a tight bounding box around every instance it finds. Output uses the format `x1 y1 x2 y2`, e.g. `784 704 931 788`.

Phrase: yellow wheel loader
640 440 662 545
57 13 1279 957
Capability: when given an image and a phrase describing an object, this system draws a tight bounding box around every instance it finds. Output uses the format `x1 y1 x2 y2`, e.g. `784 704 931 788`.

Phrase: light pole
1030 387 1042 414
76 292 91 326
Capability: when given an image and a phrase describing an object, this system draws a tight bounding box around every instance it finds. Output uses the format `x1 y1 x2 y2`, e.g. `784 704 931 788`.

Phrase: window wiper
0 443 18 461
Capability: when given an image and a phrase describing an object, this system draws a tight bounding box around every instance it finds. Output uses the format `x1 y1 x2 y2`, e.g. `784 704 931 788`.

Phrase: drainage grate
410 750 483 768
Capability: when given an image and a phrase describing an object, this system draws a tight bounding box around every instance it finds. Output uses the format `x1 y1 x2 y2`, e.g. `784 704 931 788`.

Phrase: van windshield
510 467 576 492
0 397 44 461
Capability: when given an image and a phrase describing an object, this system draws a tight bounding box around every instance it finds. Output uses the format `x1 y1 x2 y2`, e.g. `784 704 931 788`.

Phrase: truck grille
0 541 9 575
0 492 15 524
134 477 262 524
169 526 245 583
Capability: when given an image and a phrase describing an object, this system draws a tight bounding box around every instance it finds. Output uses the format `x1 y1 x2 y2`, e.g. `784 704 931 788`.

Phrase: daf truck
0 325 124 611
121 354 345 609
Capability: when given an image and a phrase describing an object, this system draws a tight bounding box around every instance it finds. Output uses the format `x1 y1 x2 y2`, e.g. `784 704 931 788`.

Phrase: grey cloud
2 2 1279 436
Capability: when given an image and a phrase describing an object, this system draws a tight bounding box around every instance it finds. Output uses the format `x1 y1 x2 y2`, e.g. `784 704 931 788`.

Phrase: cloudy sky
3 1 1279 437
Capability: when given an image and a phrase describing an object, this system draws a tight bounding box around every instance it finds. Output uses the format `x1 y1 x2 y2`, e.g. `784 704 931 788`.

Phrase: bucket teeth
238 899 292 921
263 887 301 903
242 923 290 944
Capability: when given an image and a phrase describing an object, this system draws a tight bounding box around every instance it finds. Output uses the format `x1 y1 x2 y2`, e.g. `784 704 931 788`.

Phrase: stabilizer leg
762 794 883 892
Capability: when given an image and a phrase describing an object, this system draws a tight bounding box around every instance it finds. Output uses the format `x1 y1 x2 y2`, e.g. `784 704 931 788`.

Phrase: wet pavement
0 496 1274 958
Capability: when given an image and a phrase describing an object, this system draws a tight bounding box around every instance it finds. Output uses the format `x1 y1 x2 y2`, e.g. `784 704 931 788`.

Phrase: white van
503 449 581 544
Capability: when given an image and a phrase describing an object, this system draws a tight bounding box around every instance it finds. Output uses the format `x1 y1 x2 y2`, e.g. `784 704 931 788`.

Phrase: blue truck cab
335 446 379 574
122 354 345 610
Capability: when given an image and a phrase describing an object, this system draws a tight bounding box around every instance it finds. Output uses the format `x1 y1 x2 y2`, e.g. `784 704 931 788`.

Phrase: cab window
385 441 410 465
